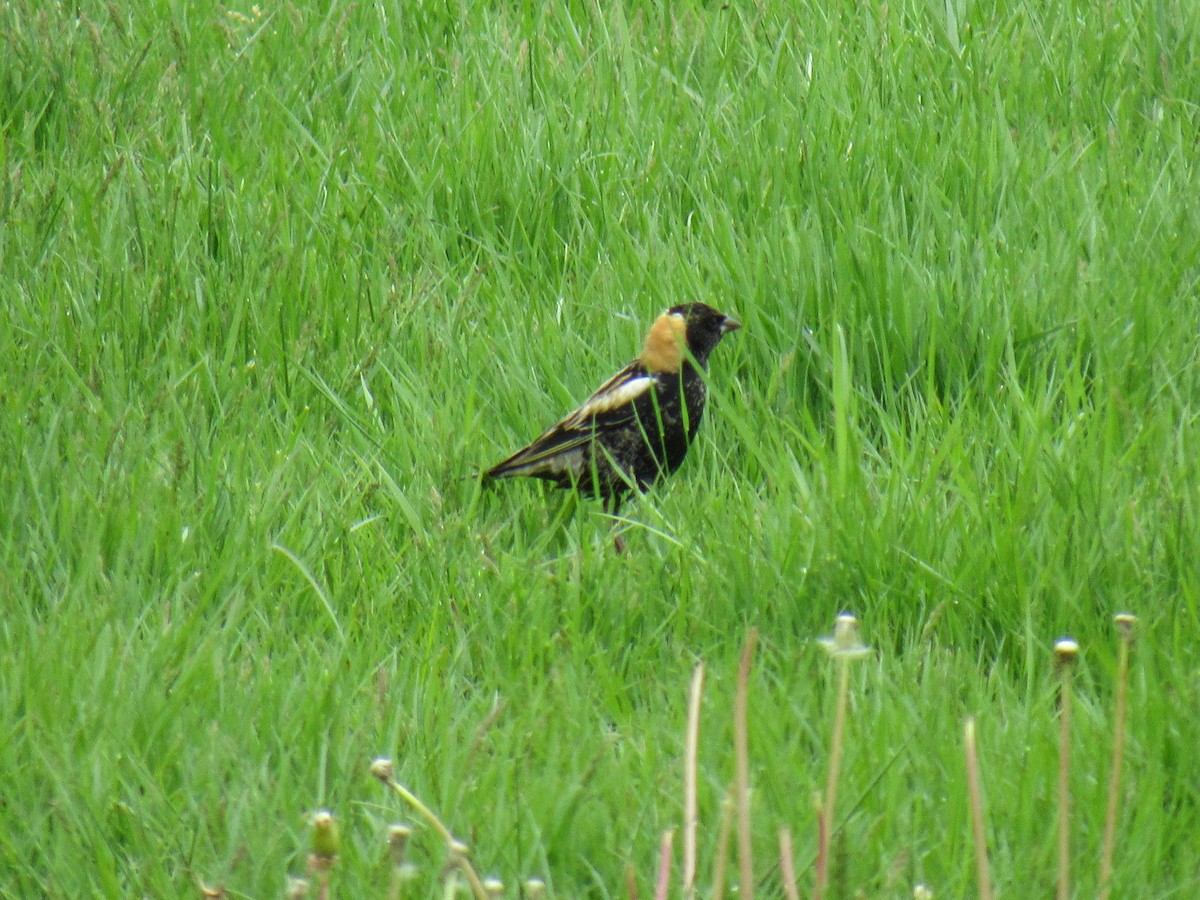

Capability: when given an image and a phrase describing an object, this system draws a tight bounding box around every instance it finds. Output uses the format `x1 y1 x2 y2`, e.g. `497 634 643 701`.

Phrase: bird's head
640 302 740 372
669 302 741 362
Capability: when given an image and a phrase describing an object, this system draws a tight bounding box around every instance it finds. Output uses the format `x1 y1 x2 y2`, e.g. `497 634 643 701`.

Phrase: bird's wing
485 363 655 479
561 366 655 429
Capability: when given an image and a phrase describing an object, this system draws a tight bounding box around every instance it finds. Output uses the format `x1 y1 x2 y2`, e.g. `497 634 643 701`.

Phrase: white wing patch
519 448 584 477
566 376 654 426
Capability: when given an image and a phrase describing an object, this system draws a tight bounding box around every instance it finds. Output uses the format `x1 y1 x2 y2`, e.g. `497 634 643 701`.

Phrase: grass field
3 1 1199 896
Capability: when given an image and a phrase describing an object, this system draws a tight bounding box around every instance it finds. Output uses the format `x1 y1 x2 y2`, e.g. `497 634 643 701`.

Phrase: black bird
485 302 740 513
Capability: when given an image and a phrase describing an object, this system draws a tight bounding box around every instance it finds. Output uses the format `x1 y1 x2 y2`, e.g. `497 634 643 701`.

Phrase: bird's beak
721 316 742 333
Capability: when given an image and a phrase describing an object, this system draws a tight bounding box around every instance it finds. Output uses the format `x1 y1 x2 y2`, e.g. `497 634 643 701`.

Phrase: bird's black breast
591 363 706 492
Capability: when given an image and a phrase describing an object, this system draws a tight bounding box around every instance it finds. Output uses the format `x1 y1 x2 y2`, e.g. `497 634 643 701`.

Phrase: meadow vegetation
2 0 1198 895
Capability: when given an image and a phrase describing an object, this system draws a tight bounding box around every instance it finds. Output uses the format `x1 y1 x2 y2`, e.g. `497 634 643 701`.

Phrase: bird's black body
485 302 739 511
517 358 703 503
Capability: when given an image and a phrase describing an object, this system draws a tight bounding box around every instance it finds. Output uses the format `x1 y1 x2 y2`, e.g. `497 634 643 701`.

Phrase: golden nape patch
638 312 688 373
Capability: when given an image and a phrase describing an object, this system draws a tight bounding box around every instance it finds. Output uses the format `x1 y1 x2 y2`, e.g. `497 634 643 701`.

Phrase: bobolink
485 302 740 512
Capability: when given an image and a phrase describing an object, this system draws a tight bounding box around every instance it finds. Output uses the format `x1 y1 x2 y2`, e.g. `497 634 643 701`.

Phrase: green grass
3 0 1199 896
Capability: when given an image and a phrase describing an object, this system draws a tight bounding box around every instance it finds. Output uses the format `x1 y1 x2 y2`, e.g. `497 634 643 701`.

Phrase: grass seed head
388 824 413 866
1054 638 1080 669
309 810 340 862
818 612 870 661
370 757 395 783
